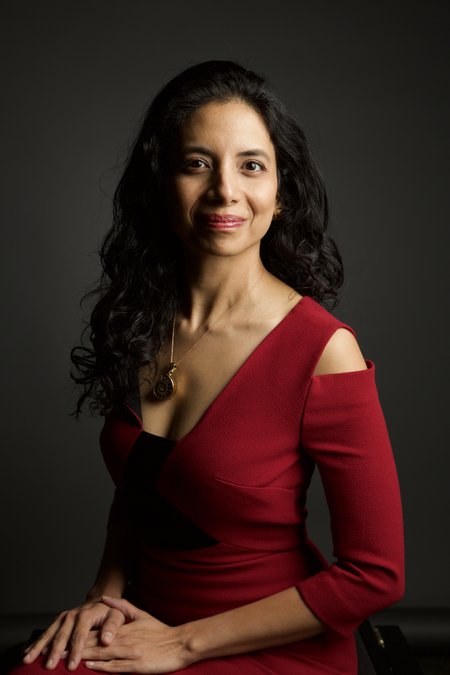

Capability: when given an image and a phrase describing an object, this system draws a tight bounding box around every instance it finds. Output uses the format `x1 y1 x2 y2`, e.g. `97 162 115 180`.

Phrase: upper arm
312 327 367 377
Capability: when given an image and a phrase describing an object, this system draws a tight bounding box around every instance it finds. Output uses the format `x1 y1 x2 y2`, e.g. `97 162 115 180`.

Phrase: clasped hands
23 596 193 673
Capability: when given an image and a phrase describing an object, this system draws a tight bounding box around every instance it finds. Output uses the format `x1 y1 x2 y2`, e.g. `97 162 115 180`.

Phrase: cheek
170 180 199 216
252 183 278 214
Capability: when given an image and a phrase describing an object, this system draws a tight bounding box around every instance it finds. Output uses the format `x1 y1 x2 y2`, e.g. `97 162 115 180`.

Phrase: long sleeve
296 359 405 638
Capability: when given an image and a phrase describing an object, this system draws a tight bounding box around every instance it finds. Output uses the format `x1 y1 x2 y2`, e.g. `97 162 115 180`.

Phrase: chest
138 320 286 442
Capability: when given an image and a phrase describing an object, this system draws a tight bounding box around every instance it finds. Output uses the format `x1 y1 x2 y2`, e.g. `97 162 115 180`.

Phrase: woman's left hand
82 596 193 673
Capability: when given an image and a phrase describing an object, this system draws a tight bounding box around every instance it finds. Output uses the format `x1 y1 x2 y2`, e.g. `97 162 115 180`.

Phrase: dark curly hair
71 59 344 416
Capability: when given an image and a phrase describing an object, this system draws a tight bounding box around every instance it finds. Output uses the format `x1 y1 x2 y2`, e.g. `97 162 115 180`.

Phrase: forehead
178 100 274 151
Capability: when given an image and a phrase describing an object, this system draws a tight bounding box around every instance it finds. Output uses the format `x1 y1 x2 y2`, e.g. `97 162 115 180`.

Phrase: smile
201 214 246 230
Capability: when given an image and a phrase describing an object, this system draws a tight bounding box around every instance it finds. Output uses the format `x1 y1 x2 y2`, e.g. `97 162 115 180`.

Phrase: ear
273 203 283 219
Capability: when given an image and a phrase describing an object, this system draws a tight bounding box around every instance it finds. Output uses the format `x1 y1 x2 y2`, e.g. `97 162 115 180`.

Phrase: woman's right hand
22 597 126 671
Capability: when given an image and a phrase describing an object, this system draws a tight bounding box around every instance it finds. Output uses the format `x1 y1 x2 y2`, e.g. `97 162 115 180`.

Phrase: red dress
12 295 405 674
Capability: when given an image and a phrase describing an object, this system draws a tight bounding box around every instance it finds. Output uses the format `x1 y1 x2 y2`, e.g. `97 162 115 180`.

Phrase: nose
208 164 241 204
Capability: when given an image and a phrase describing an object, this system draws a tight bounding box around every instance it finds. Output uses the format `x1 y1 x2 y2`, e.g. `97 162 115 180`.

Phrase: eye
243 160 265 172
182 158 209 171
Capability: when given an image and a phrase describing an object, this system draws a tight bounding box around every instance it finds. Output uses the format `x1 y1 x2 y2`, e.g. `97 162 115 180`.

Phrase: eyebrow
182 146 272 162
238 149 272 161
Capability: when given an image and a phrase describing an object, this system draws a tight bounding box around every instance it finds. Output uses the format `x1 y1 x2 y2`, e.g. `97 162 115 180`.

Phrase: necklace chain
152 269 265 401
169 291 244 366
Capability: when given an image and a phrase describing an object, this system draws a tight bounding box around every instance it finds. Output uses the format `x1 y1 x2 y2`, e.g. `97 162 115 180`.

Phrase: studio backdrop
1 0 448 619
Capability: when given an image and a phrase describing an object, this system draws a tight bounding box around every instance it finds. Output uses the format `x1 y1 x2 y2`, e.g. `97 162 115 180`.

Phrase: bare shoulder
312 327 368 376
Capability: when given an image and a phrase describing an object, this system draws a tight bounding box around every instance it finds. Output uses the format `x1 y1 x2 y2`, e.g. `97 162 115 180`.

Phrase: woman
16 60 404 674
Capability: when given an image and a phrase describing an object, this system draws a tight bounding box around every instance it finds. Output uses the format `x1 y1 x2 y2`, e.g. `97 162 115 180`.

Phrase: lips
202 214 246 229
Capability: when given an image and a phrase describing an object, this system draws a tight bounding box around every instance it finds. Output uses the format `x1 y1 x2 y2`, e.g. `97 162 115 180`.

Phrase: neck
178 251 267 331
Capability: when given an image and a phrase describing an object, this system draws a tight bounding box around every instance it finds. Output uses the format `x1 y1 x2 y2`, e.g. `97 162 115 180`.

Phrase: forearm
181 586 326 663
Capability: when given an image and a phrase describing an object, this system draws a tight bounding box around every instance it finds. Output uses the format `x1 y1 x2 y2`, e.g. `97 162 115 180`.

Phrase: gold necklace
152 272 265 401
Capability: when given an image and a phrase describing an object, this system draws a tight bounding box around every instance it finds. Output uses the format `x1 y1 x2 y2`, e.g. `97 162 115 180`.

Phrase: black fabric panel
123 431 219 551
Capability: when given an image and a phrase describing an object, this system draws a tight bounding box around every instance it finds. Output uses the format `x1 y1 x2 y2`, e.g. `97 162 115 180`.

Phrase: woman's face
166 99 279 259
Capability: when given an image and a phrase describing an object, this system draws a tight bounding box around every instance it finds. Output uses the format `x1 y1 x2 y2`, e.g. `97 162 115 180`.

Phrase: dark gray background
1 0 448 614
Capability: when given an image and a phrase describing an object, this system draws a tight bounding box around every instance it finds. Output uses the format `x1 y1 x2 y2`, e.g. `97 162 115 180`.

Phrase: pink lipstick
202 214 246 230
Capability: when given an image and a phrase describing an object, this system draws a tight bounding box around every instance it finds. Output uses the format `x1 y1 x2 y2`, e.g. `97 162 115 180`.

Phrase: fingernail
68 660 75 670
85 661 94 668
103 631 113 642
46 658 53 668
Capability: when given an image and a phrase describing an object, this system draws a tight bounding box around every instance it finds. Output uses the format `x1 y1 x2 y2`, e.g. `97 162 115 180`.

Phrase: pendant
152 362 177 401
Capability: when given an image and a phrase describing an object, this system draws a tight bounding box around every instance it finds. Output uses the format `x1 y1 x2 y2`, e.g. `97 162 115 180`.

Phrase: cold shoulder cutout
312 327 368 377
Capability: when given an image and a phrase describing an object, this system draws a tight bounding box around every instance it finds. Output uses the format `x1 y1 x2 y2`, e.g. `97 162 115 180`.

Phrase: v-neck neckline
126 294 313 445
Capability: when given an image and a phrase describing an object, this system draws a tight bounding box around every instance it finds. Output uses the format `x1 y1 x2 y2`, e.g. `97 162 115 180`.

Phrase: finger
22 614 67 663
100 609 126 645
85 659 135 672
43 614 76 669
83 630 101 647
23 616 64 655
78 645 113 661
26 644 48 656
68 610 109 670
101 596 143 621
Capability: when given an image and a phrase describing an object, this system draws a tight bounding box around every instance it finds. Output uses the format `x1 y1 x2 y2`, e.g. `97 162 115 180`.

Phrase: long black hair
71 59 344 416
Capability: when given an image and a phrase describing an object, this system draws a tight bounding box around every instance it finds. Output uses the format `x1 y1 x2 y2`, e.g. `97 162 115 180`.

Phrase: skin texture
166 99 280 259
22 100 367 673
